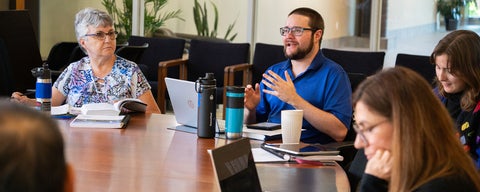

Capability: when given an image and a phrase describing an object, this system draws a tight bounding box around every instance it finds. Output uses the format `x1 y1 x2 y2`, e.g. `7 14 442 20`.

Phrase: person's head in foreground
352 67 480 191
0 100 74 192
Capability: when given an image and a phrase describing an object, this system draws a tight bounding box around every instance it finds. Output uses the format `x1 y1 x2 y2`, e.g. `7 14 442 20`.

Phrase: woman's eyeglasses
352 120 389 146
84 31 118 40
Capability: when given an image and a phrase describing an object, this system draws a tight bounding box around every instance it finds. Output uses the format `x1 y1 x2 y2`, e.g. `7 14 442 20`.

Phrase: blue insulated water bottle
225 86 245 139
32 63 52 112
195 73 217 138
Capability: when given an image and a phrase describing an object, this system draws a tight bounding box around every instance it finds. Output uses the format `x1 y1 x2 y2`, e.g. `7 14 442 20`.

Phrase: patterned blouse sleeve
52 64 73 96
132 66 151 98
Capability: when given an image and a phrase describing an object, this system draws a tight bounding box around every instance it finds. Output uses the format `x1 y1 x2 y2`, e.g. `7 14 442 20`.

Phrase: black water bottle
195 73 217 138
31 63 52 112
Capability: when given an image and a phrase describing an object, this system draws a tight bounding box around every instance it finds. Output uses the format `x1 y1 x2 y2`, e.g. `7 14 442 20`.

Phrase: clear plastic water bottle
31 63 51 112
195 73 216 138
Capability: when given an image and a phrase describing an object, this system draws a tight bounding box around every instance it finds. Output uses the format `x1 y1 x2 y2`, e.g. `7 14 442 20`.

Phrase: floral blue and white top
53 56 151 107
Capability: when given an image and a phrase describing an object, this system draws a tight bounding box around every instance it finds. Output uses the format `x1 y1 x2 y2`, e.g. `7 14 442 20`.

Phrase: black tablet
262 143 339 156
246 122 281 131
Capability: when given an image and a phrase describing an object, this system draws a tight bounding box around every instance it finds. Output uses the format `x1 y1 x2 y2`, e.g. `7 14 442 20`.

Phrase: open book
81 98 147 116
51 98 146 117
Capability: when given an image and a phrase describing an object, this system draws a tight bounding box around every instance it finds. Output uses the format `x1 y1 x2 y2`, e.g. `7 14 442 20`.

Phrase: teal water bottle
225 86 245 139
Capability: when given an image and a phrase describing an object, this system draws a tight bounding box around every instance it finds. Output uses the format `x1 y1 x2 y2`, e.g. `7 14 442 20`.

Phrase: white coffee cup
281 109 303 144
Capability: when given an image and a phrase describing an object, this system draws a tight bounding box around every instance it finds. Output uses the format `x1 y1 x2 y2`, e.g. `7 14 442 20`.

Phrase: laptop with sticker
164 77 225 133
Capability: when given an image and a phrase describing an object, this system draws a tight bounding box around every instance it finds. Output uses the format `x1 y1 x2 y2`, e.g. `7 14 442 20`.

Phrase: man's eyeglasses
84 31 118 40
352 120 389 146
280 26 317 36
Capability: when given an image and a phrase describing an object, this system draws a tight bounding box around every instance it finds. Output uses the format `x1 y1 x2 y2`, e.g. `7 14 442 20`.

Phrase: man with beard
244 7 352 144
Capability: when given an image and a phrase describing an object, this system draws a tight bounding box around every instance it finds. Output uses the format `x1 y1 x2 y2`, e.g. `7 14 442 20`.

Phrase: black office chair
223 43 285 119
69 45 87 62
250 43 286 85
158 39 250 114
395 53 435 86
115 43 149 64
44 42 79 81
0 10 43 95
322 48 385 76
0 38 13 96
127 36 186 109
347 148 367 191
326 73 366 172
347 72 367 93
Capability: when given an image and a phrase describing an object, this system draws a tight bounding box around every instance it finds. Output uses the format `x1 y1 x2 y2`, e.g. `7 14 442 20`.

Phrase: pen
294 158 336 166
52 114 75 119
260 144 292 161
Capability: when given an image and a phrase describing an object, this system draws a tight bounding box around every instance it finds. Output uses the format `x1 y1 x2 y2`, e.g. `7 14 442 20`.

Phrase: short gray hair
74 8 114 41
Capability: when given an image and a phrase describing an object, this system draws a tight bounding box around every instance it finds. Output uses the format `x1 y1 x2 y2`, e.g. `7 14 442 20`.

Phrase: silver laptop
164 77 225 133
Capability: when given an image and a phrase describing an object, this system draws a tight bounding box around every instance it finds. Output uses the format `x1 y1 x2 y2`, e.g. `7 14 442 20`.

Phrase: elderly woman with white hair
11 8 160 113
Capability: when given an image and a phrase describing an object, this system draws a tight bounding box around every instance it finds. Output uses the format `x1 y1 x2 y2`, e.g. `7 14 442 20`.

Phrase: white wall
164 0 248 42
387 0 436 31
254 0 354 45
0 1 8 10
39 0 104 57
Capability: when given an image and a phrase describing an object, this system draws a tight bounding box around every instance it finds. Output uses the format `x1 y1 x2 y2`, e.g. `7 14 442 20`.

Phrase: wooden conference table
57 113 350 192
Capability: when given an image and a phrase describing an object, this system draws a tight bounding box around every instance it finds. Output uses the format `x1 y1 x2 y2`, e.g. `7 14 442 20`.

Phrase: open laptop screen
164 77 198 127
208 138 262 192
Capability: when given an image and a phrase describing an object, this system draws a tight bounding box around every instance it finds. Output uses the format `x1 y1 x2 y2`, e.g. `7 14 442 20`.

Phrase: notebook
164 77 225 133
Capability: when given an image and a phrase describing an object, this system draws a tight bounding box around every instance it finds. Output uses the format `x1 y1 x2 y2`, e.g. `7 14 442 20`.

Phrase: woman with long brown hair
431 29 480 169
352 67 480 191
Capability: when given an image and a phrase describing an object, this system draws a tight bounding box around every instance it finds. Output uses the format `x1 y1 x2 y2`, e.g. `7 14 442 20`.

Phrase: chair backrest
187 39 250 88
68 45 87 63
347 72 367 93
127 36 186 81
115 43 149 64
0 38 13 96
45 42 79 71
395 53 435 86
251 43 286 85
322 48 385 76
347 149 367 192
0 10 43 94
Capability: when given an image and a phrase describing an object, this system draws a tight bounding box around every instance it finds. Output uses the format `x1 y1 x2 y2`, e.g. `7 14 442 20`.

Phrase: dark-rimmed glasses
352 120 389 146
280 26 317 36
84 31 118 40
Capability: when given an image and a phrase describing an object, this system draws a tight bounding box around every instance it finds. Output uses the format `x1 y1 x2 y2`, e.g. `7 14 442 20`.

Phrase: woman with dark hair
352 67 480 191
431 30 480 168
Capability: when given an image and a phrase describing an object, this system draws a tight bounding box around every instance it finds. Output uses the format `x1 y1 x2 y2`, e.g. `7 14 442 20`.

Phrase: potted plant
436 0 475 30
101 0 184 43
192 0 237 41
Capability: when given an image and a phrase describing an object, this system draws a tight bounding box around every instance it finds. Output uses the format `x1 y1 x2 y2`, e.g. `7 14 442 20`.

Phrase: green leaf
191 0 237 41
101 0 184 40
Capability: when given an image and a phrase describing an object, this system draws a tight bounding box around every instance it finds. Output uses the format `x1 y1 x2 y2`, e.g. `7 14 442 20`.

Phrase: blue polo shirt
256 51 352 144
